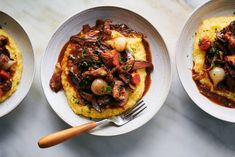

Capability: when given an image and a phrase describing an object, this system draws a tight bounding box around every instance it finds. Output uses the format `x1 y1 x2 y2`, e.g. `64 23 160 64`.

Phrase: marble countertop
1 0 235 156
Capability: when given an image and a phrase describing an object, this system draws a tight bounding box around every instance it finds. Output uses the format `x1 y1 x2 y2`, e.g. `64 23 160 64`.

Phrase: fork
38 100 146 148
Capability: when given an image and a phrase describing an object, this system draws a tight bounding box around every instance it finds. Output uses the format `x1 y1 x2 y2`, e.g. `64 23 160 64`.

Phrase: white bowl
176 0 235 122
0 11 35 117
41 6 171 136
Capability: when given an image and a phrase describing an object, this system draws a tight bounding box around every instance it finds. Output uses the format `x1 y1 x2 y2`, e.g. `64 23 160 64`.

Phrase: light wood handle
38 122 97 148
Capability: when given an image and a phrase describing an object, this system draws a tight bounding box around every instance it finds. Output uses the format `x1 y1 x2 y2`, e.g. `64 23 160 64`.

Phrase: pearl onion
209 67 225 86
114 37 127 52
91 78 110 95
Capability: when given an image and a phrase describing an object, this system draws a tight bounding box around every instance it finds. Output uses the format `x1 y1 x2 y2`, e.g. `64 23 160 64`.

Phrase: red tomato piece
131 72 141 86
0 70 11 80
112 50 120 67
198 37 211 51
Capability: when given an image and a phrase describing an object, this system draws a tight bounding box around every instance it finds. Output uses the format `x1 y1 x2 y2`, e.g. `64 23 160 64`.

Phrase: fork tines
122 99 147 120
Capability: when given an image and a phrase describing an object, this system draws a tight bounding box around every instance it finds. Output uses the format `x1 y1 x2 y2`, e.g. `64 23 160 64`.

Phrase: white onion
91 78 110 95
209 67 225 86
113 37 127 52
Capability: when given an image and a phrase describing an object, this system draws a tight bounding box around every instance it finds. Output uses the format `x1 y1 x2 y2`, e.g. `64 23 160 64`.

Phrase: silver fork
38 100 146 148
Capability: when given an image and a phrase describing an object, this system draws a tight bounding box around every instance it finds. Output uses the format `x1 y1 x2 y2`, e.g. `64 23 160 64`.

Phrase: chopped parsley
101 85 112 93
130 47 136 52
106 86 112 92
122 65 131 71
72 96 80 104
82 49 87 58
198 38 202 45
101 86 105 93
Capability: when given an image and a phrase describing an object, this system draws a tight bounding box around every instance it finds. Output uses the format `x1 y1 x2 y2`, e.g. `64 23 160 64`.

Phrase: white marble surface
1 0 235 156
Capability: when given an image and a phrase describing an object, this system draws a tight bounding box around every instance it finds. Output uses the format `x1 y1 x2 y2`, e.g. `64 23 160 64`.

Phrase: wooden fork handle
38 122 97 148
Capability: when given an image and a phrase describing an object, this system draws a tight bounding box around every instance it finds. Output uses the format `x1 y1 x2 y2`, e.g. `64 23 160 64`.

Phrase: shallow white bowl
41 6 171 136
0 11 35 117
176 0 235 122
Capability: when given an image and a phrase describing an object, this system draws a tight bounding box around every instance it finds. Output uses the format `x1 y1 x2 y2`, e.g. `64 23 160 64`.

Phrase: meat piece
83 30 99 41
112 80 127 101
228 20 235 32
82 67 107 77
1 80 12 92
225 32 235 49
131 72 141 86
103 20 112 40
0 54 10 70
95 19 105 30
216 28 227 43
105 69 116 83
225 76 235 91
82 24 91 33
100 49 120 67
0 70 10 80
132 60 153 71
70 36 85 46
82 48 99 61
113 89 129 106
80 92 93 102
119 50 135 72
96 95 111 106
0 53 15 70
225 55 235 77
119 72 131 84
0 35 8 47
49 64 62 92
198 37 211 51
226 76 235 92
215 21 235 54
104 20 111 34
92 97 101 112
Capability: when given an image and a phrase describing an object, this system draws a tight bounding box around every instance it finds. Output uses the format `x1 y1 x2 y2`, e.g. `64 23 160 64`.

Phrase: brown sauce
192 71 235 108
57 42 69 64
142 38 152 96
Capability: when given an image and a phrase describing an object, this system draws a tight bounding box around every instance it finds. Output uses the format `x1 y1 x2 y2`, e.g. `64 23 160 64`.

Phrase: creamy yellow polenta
61 30 147 119
0 29 23 102
193 16 235 102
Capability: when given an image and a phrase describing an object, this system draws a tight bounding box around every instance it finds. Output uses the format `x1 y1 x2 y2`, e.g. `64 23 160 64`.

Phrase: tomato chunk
198 37 211 51
0 70 11 80
131 72 141 86
112 50 120 67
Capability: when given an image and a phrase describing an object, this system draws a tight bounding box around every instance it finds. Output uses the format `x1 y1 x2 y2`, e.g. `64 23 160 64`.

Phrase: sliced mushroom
82 67 107 77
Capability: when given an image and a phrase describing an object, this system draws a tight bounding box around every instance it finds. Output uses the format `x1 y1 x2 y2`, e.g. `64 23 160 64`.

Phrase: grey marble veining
1 0 235 156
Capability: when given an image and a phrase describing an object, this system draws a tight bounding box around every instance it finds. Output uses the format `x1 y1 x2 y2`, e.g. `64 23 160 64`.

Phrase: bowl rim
0 11 35 117
41 5 172 136
176 0 235 123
